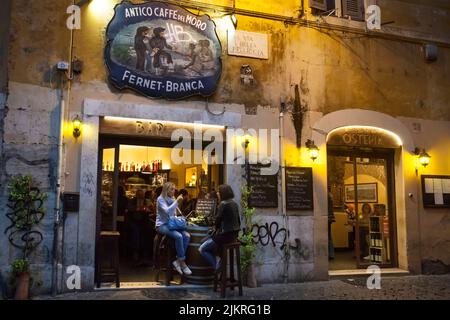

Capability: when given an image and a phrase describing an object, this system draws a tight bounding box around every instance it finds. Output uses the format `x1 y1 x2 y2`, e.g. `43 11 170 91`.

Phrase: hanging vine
4 175 47 259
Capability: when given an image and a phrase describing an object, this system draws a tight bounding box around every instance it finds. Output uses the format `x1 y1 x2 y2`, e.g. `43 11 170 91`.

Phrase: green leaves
239 185 257 273
11 258 30 275
6 175 47 258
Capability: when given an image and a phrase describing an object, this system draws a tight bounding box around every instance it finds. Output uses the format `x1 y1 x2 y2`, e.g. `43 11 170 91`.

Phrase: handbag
168 216 187 231
164 197 187 230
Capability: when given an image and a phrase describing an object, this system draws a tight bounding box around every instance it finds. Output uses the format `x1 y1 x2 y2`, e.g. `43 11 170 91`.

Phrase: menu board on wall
421 175 450 208
248 164 278 208
195 198 217 218
285 167 313 210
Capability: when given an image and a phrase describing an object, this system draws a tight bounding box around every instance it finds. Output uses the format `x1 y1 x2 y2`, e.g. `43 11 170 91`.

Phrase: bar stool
214 241 243 298
96 231 120 288
153 233 184 286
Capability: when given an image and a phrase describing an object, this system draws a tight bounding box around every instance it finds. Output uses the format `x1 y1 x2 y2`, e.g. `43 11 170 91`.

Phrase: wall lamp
242 133 251 149
414 147 431 168
306 139 319 161
72 115 82 138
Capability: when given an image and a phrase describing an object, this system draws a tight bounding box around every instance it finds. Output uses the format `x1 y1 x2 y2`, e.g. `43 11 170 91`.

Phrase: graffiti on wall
251 221 310 260
251 221 287 250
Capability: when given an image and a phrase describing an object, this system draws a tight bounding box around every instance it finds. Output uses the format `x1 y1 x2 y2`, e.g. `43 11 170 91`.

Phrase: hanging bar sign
105 1 222 99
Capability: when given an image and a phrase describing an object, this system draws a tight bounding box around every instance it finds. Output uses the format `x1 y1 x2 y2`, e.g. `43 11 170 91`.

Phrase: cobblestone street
35 275 450 300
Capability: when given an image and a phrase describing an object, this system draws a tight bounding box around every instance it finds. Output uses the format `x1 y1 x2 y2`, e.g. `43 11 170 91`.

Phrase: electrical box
424 44 438 62
62 192 80 212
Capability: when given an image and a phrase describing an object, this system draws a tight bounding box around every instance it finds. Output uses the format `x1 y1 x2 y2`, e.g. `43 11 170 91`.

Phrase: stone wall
0 82 61 294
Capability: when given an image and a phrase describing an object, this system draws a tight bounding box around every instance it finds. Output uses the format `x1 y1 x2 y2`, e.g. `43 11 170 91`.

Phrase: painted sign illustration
105 1 222 99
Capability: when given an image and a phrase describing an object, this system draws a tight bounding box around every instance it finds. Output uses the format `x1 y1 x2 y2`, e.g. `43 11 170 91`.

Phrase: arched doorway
326 126 401 270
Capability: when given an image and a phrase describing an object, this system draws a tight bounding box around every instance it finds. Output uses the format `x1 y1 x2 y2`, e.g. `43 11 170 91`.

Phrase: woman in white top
156 182 192 275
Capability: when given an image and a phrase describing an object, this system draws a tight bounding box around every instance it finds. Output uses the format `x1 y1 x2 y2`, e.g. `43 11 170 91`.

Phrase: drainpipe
279 105 290 283
51 0 74 296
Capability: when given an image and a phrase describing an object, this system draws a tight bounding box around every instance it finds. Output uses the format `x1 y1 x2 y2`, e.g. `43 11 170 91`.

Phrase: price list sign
285 167 313 210
248 164 279 208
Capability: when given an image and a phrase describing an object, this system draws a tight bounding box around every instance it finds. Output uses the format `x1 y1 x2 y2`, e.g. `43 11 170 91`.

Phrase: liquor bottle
125 162 129 171
131 162 135 172
159 160 162 170
142 162 145 172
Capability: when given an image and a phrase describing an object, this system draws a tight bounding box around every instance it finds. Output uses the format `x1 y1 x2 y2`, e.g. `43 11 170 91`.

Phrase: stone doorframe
78 98 242 289
310 109 420 274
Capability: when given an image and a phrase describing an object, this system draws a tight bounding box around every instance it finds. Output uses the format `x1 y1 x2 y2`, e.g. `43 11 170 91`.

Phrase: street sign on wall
105 1 222 99
228 30 269 59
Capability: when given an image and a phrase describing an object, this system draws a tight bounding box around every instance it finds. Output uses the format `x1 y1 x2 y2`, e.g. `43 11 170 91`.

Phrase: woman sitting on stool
156 182 192 275
198 184 241 271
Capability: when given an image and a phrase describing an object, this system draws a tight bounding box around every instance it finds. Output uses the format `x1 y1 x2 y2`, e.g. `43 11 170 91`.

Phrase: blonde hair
161 182 175 198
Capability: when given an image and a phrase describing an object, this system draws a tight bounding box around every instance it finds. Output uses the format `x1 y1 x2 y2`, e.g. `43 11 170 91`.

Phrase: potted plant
4 175 47 300
10 259 30 300
238 185 258 288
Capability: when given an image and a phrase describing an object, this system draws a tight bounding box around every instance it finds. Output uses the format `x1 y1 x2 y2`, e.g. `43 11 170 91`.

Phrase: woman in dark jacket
198 184 241 271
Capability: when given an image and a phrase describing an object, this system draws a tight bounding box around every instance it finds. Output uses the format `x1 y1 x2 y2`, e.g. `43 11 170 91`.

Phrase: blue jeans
157 224 190 261
198 238 218 269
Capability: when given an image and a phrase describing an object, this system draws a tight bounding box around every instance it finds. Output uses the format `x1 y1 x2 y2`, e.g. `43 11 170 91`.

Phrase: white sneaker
172 260 183 275
182 266 192 275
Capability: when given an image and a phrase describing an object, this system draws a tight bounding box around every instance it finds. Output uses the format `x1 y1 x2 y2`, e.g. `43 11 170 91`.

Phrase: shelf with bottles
102 160 168 173
369 215 385 263
369 247 384 263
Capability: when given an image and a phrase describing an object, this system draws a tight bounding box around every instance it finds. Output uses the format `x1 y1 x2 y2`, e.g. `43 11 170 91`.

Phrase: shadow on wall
422 259 450 275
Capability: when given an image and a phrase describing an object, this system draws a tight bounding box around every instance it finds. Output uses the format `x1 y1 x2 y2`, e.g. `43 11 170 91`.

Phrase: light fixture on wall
306 139 319 161
72 115 82 138
242 132 251 149
414 147 431 168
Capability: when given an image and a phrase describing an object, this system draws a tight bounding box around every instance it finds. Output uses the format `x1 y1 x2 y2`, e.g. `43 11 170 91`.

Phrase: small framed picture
344 183 378 203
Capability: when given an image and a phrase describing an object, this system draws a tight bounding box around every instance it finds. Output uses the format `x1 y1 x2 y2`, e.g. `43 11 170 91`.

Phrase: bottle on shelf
131 162 135 172
125 162 129 171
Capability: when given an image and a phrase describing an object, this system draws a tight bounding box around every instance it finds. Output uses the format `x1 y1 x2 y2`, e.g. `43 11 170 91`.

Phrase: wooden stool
214 241 243 298
153 233 184 286
96 231 120 288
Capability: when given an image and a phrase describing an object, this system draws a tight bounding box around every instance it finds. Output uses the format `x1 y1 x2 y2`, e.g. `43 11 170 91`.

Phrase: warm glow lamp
306 139 319 161
414 148 431 168
72 115 82 138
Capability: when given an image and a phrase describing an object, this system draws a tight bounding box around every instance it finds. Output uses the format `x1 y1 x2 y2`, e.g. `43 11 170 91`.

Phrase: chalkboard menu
248 164 279 208
195 198 217 219
285 167 313 210
421 175 450 208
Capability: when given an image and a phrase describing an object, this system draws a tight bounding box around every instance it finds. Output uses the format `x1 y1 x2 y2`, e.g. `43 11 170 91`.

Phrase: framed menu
248 164 279 208
421 175 450 208
285 167 313 210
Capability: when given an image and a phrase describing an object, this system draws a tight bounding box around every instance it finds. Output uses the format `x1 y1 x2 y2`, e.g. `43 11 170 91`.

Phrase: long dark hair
218 184 234 201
